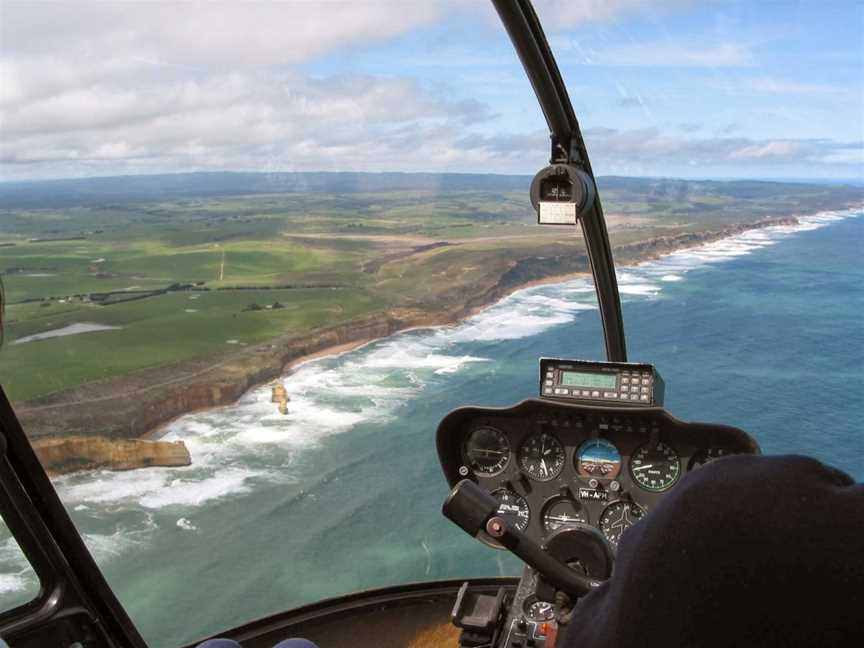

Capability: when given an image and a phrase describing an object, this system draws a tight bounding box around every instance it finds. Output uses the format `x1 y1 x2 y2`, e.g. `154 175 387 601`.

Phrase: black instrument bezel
438 399 760 549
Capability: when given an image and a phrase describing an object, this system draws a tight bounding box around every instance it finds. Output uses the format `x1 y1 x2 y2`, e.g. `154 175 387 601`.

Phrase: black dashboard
437 399 760 550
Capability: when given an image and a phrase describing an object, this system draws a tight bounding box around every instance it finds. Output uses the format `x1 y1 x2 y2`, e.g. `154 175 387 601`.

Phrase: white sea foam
138 470 254 509
39 204 861 577
0 573 33 596
176 518 197 532
83 531 142 562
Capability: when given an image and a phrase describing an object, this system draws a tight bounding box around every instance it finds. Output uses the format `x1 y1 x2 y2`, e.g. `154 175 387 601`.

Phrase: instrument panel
437 399 759 549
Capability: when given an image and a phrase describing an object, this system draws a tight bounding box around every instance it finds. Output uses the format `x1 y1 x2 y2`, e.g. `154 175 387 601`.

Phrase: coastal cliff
15 215 800 474
32 436 191 476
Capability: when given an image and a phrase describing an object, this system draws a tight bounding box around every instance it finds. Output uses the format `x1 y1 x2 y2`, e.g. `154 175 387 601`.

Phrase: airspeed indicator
629 441 681 492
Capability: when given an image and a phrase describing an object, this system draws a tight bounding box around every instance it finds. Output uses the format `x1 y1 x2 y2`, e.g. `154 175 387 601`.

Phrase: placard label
539 201 577 225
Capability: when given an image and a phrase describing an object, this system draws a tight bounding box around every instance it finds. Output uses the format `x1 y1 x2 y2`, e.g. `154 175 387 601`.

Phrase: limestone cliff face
612 217 800 265
16 215 801 475
33 436 191 475
18 314 402 443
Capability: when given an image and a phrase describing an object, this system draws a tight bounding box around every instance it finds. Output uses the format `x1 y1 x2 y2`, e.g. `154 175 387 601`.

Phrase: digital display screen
560 371 617 389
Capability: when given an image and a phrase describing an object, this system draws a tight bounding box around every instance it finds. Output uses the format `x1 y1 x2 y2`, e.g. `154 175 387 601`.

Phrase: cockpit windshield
0 2 861 646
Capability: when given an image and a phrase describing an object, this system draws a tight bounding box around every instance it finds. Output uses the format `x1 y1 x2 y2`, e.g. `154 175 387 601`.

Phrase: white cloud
0 1 453 66
597 42 751 67
460 127 863 174
534 0 682 28
0 1 859 180
0 71 492 167
707 78 850 96
0 1 499 179
728 141 801 160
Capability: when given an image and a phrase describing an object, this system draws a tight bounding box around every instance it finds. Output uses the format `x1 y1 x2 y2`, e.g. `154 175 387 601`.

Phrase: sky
0 0 862 181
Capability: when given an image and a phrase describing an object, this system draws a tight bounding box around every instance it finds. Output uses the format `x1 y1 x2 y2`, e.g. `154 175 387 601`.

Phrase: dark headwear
562 455 864 648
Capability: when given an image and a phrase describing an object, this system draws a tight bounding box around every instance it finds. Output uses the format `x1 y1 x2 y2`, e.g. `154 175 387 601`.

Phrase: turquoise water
2 209 862 646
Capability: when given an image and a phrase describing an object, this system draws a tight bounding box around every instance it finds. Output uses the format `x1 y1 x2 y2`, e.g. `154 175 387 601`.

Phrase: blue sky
1 0 861 180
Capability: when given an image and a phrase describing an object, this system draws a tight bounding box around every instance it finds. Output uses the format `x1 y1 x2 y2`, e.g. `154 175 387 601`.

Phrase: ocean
1 208 862 646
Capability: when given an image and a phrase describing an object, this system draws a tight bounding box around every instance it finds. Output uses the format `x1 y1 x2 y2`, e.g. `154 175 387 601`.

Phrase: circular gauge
599 501 645 547
542 498 589 533
518 432 565 482
491 489 530 532
464 426 510 476
524 596 555 622
630 441 681 492
576 439 622 480
689 447 731 470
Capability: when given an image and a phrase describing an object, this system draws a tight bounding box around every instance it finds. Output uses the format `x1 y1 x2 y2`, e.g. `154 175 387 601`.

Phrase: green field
1 174 860 402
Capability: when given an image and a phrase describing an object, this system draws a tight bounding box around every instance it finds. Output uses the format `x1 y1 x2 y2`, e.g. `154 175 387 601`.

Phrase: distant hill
0 172 534 208
0 171 861 209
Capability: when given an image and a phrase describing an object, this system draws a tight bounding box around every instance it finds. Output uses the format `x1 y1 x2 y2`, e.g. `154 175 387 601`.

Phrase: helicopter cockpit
0 1 861 648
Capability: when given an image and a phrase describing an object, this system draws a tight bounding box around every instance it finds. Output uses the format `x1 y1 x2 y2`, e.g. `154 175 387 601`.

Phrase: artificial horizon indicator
576 439 622 480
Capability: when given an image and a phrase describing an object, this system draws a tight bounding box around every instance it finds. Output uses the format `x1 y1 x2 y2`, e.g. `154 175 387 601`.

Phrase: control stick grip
443 480 602 597
442 478 500 536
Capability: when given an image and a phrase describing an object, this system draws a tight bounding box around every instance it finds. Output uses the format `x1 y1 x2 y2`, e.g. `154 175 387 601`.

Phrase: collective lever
442 479 602 597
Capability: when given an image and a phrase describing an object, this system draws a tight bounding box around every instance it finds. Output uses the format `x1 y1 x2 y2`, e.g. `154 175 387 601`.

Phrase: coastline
20 209 858 474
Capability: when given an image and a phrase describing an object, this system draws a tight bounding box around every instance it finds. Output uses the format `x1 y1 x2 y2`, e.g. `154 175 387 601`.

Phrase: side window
0 517 40 614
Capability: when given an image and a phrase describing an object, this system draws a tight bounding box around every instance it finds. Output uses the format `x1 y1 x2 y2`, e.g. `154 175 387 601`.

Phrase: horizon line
2 169 862 187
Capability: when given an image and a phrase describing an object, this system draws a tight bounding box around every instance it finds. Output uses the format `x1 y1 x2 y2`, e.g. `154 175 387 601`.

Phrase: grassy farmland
1 173 861 404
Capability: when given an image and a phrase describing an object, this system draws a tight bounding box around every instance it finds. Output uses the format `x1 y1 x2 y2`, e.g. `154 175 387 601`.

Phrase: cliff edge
32 436 192 475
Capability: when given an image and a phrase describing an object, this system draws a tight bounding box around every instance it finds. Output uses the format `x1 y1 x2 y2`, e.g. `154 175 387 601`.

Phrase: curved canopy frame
493 0 628 362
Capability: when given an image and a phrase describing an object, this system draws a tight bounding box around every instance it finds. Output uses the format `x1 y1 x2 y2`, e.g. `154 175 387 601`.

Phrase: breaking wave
2 206 856 602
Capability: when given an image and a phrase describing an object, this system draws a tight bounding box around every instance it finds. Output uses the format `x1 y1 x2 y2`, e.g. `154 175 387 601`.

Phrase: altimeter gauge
629 441 681 492
464 426 510 476
518 431 565 481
